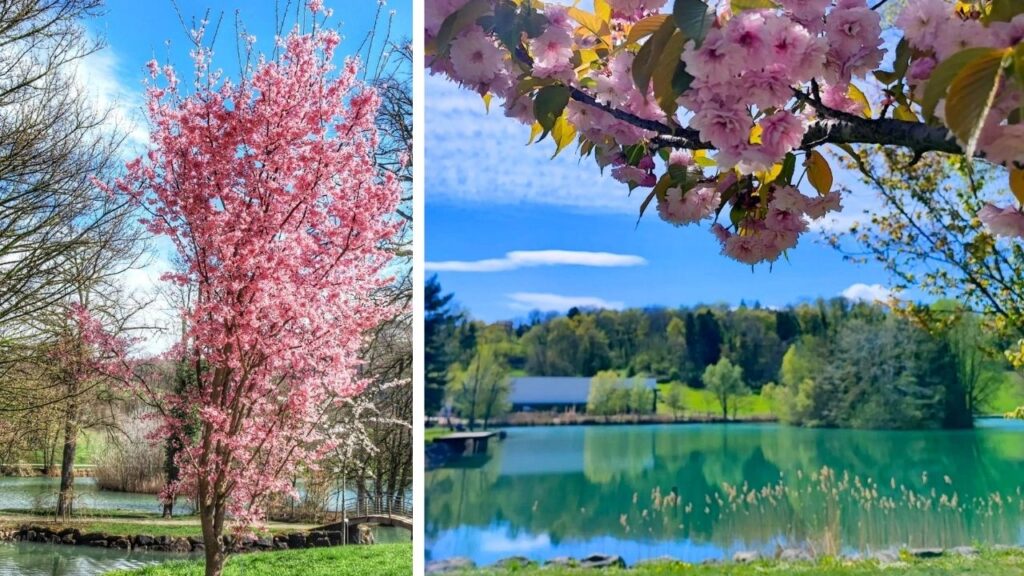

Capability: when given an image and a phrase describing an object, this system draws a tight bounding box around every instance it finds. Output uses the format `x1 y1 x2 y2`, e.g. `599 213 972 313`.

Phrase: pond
0 477 174 514
0 541 190 576
425 419 1024 566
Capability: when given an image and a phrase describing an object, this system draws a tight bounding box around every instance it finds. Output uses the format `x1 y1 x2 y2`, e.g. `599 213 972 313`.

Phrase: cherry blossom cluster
427 0 1024 257
895 1 1024 237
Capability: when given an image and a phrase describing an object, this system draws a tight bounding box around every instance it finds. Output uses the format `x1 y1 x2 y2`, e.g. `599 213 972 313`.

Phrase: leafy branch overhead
426 0 1024 264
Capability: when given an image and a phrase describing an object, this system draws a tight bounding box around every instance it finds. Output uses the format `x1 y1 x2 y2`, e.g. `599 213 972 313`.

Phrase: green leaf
730 0 777 11
921 47 1003 121
632 17 677 94
672 0 715 47
986 0 1024 23
652 31 688 118
533 85 570 135
945 48 1011 158
776 152 797 186
805 150 833 196
624 144 647 166
894 37 912 79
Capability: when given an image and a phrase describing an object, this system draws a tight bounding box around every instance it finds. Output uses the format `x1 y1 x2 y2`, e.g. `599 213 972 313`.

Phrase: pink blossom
759 110 806 159
449 26 506 87
896 0 952 51
426 0 471 37
979 203 1024 237
531 26 574 79
657 185 720 225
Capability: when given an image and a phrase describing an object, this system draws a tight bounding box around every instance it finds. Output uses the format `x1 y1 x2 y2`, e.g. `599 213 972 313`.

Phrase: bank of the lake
105 542 412 576
439 546 1024 575
425 419 1024 567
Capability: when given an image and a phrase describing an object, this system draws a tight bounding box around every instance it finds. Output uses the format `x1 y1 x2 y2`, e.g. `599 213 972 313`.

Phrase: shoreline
426 545 1024 574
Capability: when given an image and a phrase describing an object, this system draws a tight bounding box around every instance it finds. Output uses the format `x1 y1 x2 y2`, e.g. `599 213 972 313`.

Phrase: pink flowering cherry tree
427 0 1024 263
93 4 401 575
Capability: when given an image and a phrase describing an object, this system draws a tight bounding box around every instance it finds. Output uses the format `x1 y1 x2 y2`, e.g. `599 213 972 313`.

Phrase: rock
310 536 330 547
779 549 813 562
492 556 534 569
273 540 289 550
60 534 75 545
425 557 476 573
86 539 109 548
170 537 192 553
58 528 80 539
579 554 626 569
77 532 108 545
909 548 944 559
733 551 761 564
950 546 979 557
135 535 156 547
544 557 576 567
110 538 131 550
287 532 307 549
871 550 901 565
326 531 342 546
255 537 273 550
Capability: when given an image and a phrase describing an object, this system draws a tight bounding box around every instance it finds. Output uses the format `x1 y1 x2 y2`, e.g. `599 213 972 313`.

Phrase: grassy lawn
656 383 775 419
0 513 307 539
982 371 1024 415
425 427 450 443
106 542 412 576
458 549 1024 575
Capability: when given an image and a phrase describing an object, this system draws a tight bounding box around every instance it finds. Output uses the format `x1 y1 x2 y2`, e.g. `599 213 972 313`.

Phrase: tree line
426 276 1008 429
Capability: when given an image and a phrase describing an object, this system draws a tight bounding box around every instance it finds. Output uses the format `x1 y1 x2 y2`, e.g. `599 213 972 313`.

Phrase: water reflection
425 420 1024 565
0 541 188 576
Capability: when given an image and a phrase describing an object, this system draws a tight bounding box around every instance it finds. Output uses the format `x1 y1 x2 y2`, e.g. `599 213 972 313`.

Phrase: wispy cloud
841 283 892 303
72 42 148 150
507 292 624 312
426 74 636 212
426 249 646 272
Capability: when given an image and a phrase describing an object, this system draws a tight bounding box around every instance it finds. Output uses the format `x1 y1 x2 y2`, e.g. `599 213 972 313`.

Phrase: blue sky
70 0 411 352
425 74 903 323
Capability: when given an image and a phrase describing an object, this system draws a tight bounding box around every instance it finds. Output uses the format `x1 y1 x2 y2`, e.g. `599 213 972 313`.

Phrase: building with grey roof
508 376 657 413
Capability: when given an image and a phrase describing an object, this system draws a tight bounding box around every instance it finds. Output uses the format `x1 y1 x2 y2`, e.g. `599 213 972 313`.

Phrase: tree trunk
56 392 79 518
200 499 226 576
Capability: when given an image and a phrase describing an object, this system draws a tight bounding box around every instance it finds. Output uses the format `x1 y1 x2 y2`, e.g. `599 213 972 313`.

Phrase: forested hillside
426 277 1017 429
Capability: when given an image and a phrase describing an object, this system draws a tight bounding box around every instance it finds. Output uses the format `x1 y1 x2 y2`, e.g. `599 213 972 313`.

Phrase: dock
433 431 499 455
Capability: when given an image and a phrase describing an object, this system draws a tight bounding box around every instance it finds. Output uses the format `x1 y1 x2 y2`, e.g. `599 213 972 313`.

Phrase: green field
982 371 1024 415
655 383 774 419
106 542 412 576
456 548 1024 576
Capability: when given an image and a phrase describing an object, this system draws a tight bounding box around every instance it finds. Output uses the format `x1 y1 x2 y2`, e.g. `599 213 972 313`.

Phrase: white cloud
479 531 551 554
426 74 636 212
72 41 148 151
426 249 646 272
841 283 892 303
507 292 624 312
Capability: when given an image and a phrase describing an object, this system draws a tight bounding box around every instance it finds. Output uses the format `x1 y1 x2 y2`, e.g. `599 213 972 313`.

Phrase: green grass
424 427 450 443
0 508 175 520
457 548 1024 575
105 542 412 576
23 429 105 467
67 521 205 538
656 383 775 419
982 371 1024 415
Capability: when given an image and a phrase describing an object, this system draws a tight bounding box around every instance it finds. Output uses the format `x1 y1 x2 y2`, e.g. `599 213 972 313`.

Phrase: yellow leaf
749 124 763 145
594 0 612 22
694 150 717 168
1012 167 1024 205
567 7 609 39
626 14 670 45
482 93 492 112
805 150 833 196
550 115 577 158
847 83 872 118
893 104 917 122
945 47 1012 158
527 121 543 145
